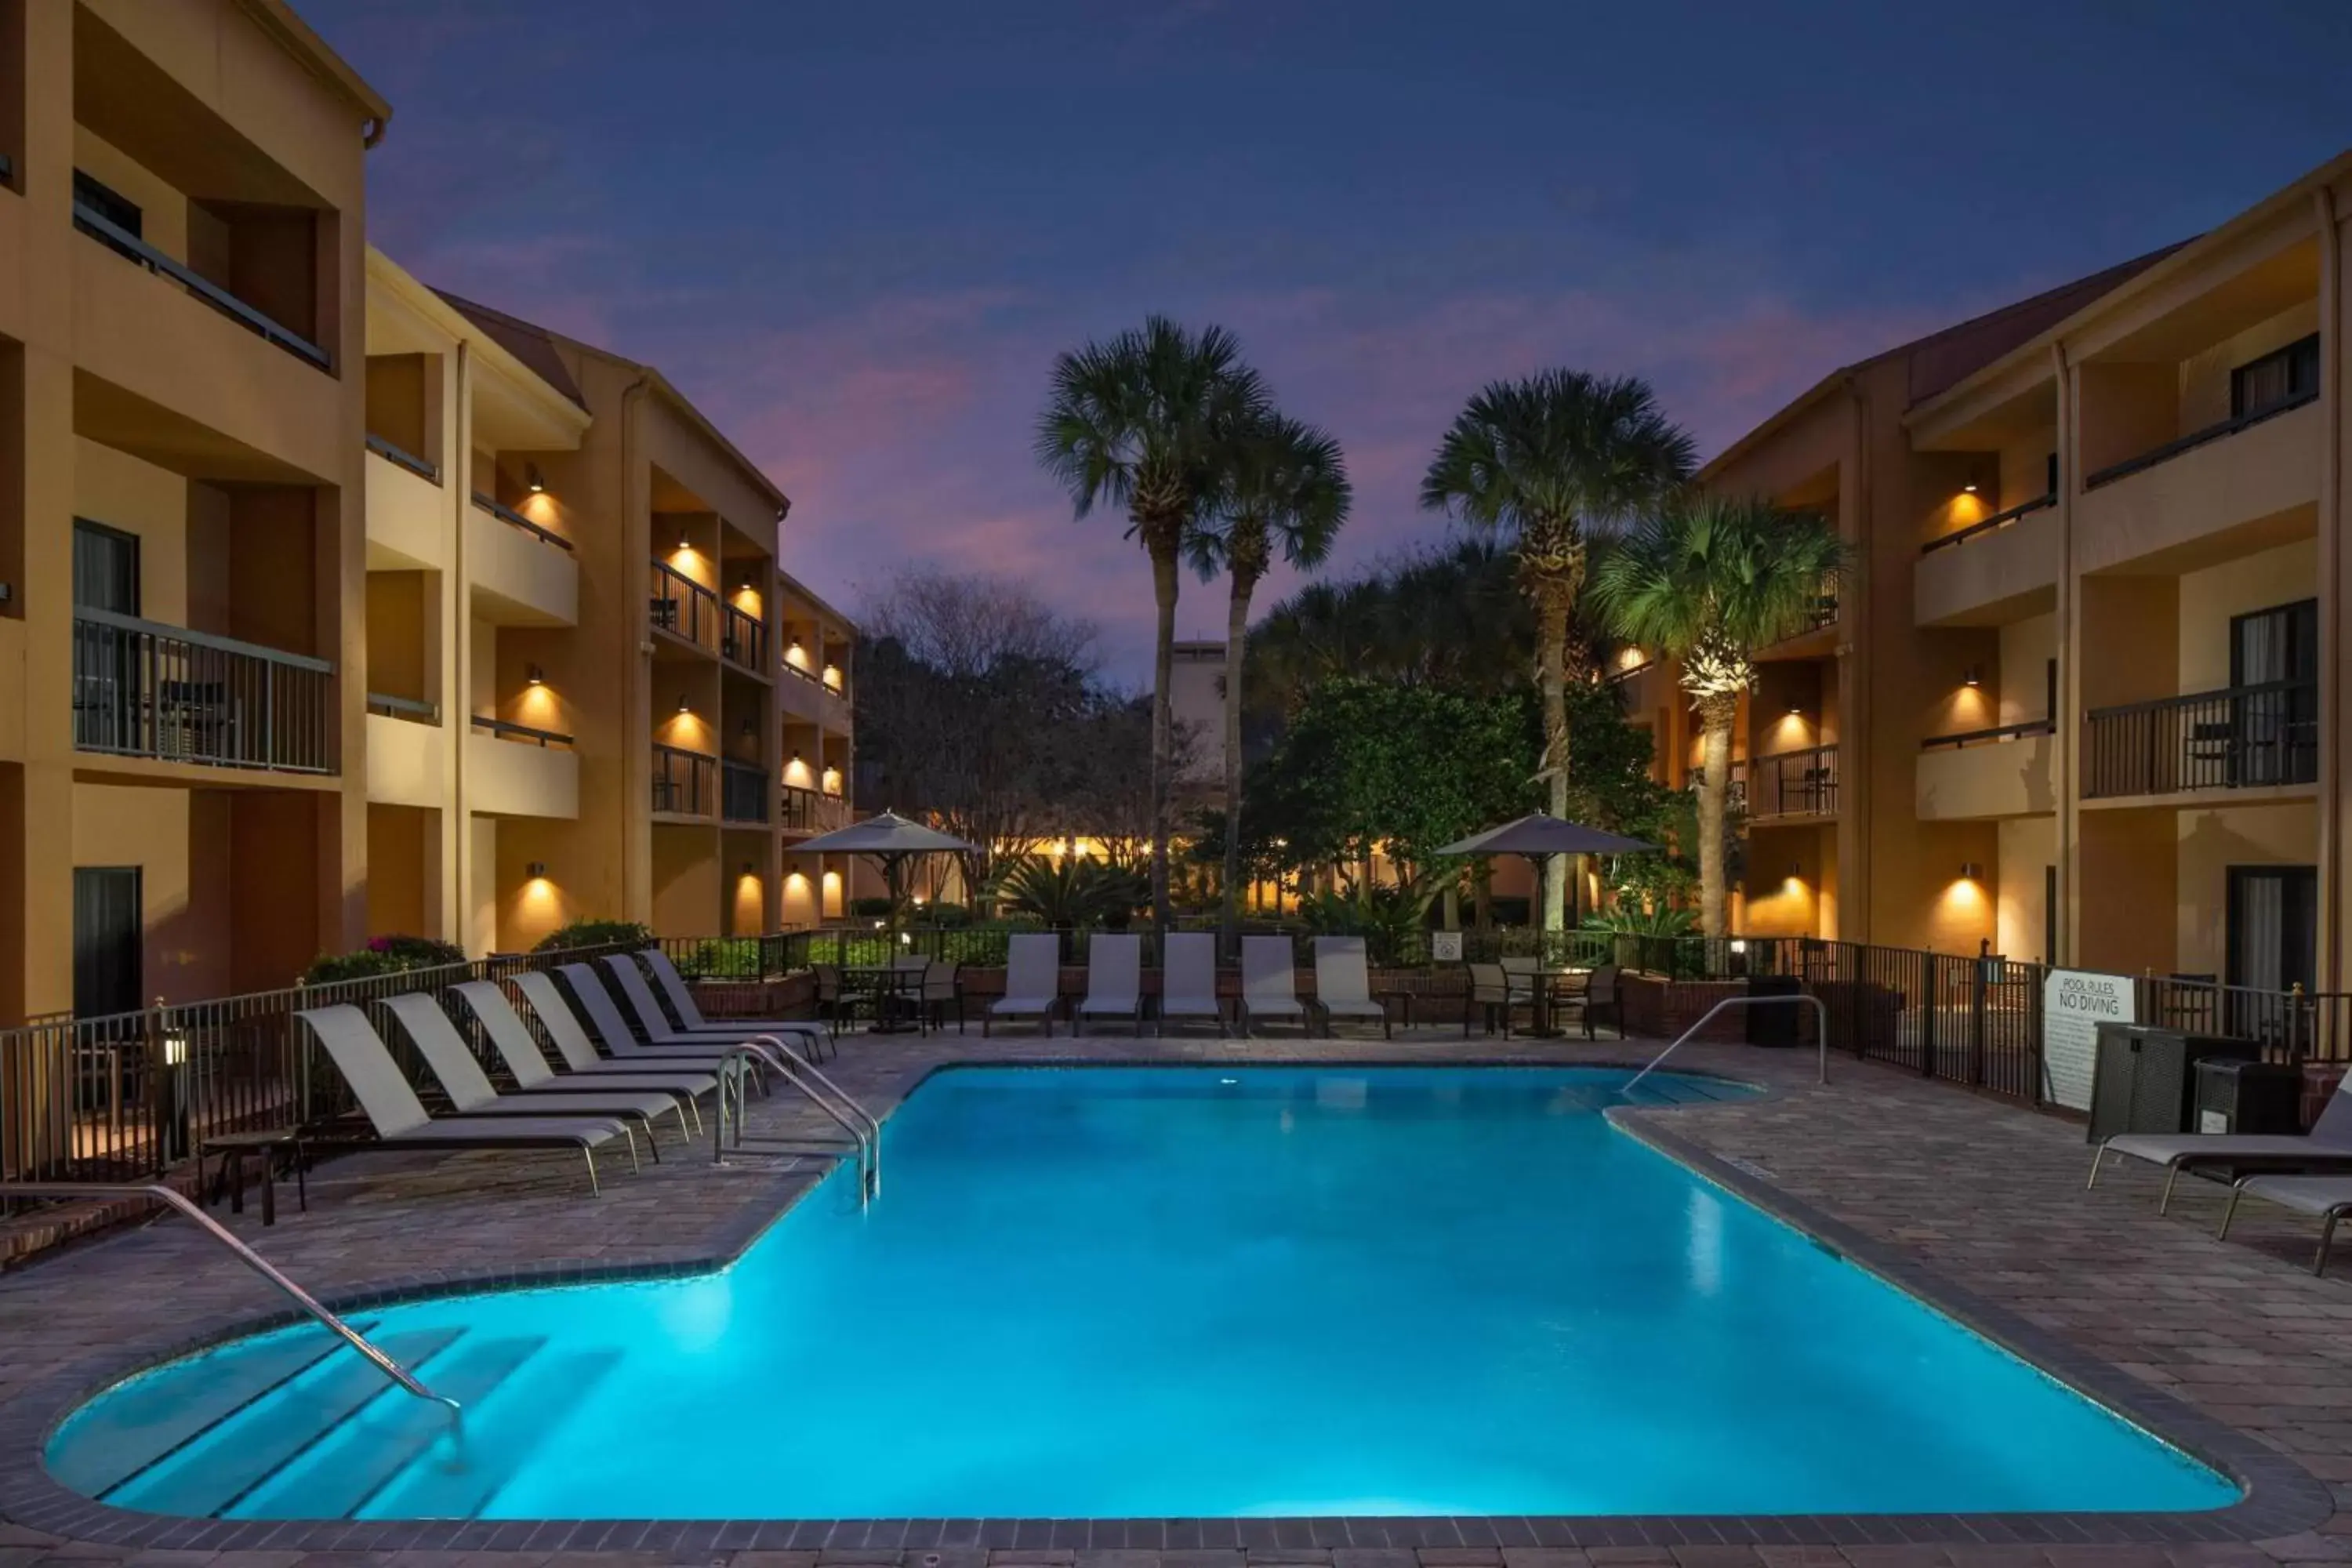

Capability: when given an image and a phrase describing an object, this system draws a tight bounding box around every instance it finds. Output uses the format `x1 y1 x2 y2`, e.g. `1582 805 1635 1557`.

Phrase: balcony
779 656 850 724
781 784 848 835
1686 759 1746 813
1915 495 2059 627
365 439 443 569
74 201 328 371
2075 397 2321 575
721 604 768 675
721 759 770 824
365 701 442 808
1916 722 2056 820
467 495 576 626
2084 681 2318 802
651 562 720 655
72 611 332 774
1747 745 1838 819
652 743 717 818
466 717 579 819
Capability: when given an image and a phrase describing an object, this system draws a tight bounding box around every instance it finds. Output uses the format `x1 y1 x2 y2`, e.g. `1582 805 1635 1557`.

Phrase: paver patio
3 1023 2350 1568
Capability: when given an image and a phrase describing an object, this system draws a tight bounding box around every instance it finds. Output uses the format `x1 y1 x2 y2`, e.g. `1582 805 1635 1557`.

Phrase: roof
368 251 590 441
433 289 790 515
775 568 859 635
1698 241 2186 481
238 0 392 134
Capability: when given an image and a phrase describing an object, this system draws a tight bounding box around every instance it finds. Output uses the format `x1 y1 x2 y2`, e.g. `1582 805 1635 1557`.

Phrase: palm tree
1421 371 1695 931
1588 493 1846 938
1189 412 1351 953
1036 317 1269 928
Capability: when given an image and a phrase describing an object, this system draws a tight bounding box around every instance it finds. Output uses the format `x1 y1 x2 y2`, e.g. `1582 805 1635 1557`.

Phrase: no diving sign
2042 968 2133 1112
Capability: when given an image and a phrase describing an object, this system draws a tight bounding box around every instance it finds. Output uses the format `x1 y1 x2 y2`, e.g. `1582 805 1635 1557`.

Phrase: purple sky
302 0 2352 683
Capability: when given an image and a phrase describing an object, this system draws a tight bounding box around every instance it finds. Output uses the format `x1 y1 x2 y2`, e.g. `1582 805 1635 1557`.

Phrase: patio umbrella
791 811 977 938
1435 813 1656 928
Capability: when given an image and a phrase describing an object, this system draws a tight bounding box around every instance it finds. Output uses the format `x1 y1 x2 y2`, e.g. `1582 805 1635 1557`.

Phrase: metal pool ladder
0 1181 462 1427
708 1036 884 1200
1622 993 1831 1094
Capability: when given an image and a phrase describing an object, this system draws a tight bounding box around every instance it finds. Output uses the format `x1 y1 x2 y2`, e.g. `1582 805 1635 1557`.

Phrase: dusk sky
303 0 2352 684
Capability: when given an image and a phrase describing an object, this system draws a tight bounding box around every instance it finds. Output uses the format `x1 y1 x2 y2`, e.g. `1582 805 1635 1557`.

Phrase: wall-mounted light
741 717 756 737
790 750 803 764
677 532 692 553
1960 862 1984 881
1786 862 1802 879
526 861 547 880
1787 699 1805 716
526 664 544 686
677 695 691 714
1962 481 1979 495
1962 666 1981 688
742 861 756 877
526 463 546 494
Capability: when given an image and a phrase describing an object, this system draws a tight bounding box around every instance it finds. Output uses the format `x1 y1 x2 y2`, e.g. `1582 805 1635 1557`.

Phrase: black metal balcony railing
470 714 572 748
650 561 720 653
1685 758 1747 813
365 434 440 484
721 603 767 673
652 743 716 817
2083 390 2321 492
365 691 439 725
1920 718 2055 751
471 493 573 552
73 610 332 774
73 201 329 371
1748 745 1838 818
780 784 847 833
1920 492 2056 556
2084 681 2318 799
721 759 769 824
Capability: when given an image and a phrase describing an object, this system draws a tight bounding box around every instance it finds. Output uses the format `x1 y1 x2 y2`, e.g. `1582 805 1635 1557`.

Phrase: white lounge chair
1313 937 1395 1039
1157 932 1223 1036
639 948 835 1060
1075 933 1145 1035
601 954 823 1060
554 964 792 1081
510 969 749 1083
2221 1174 2352 1274
2089 1069 2352 1212
452 979 713 1133
987 933 1062 1036
383 993 688 1155
296 1004 637 1194
1239 936 1310 1036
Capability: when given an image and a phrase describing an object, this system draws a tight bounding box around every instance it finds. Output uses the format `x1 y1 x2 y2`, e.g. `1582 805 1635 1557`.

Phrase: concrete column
2321 183 2350 989
2054 343 2080 967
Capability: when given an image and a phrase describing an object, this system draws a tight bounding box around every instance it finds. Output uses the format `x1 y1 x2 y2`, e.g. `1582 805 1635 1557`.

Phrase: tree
1420 371 1694 932
1189 412 1350 955
1035 317 1269 930
1588 492 1846 937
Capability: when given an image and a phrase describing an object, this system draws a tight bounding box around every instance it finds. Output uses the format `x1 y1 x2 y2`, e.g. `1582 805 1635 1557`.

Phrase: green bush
849 895 898 919
304 933 466 985
532 919 654 954
919 901 972 927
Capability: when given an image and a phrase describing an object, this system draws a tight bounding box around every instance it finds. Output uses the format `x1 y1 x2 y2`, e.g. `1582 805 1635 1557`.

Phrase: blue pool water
49 1066 2234 1520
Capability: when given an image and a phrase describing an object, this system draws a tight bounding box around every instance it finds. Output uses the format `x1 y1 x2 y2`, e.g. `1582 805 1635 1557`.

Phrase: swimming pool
46 1065 2233 1522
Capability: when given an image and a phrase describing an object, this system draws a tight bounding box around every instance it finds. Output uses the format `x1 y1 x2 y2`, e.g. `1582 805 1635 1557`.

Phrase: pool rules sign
2042 969 2133 1112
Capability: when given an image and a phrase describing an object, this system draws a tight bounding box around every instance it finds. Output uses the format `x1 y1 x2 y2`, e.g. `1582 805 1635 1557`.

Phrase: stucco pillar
2321 183 2350 989
2054 342 2080 968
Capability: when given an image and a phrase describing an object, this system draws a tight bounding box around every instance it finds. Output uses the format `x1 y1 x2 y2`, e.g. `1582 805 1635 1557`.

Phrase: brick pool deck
4 1025 2352 1568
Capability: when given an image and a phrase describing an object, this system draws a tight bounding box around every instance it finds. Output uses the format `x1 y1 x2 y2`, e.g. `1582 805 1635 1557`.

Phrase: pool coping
0 1056 2332 1553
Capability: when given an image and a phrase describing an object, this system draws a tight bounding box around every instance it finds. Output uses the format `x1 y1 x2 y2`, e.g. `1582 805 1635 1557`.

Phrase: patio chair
2220 1174 2352 1274
1239 936 1311 1036
919 959 966 1034
382 993 686 1156
601 953 824 1060
555 964 793 1082
1581 963 1623 1039
811 965 861 1038
1158 931 1224 1036
453 980 713 1133
1312 936 1396 1039
2088 1069 2352 1213
510 969 754 1088
1465 961 1534 1038
986 932 1062 1036
640 948 837 1060
1075 933 1145 1035
296 1004 636 1194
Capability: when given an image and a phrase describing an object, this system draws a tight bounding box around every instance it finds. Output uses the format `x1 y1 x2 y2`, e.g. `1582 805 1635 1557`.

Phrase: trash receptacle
1746 974 1802 1047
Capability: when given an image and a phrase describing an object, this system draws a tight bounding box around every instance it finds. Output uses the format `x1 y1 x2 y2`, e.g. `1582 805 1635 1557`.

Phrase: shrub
919 901 972 927
532 919 654 953
850 895 898 919
304 933 466 985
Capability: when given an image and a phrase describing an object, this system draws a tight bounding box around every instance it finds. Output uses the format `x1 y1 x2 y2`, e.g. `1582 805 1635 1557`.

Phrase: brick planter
1621 975 1746 1043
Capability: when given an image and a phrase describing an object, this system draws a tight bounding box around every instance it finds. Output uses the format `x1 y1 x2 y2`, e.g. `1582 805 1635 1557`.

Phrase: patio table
840 964 924 1034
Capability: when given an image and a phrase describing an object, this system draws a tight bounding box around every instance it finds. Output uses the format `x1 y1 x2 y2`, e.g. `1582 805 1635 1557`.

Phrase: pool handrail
0 1181 462 1429
752 1036 884 1192
710 1037 882 1200
1622 993 1830 1094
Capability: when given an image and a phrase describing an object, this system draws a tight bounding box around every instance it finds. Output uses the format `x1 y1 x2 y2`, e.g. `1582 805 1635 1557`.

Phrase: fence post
1969 940 1989 1087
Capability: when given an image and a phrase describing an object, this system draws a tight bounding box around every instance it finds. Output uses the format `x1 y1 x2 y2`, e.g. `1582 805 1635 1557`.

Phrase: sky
301 0 2352 684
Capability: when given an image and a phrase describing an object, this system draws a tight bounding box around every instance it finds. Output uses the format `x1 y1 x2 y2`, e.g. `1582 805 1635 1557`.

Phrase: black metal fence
720 759 768 823
1748 745 1838 818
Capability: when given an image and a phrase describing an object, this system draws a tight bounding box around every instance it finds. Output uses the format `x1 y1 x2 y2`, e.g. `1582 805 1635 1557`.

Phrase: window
2225 866 2317 997
2230 333 2320 421
72 866 143 1020
72 520 140 614
2044 451 2059 499
2229 598 2319 786
71 170 146 265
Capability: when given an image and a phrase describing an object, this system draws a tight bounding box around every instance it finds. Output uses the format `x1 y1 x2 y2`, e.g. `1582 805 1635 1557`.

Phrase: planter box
1622 975 1746 1043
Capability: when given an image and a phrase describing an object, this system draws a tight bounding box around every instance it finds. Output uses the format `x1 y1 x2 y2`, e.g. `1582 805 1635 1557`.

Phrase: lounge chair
986 933 1062 1036
1312 937 1396 1039
1075 933 1145 1035
1158 931 1223 1036
1239 936 1310 1036
296 1004 636 1194
2088 1069 2352 1212
601 954 824 1060
452 980 713 1133
2220 1174 2352 1273
510 969 749 1084
382 993 688 1156
639 949 836 1060
552 964 789 1081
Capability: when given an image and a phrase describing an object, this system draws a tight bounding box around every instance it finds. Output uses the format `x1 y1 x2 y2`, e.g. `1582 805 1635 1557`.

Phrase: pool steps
54 1323 615 1520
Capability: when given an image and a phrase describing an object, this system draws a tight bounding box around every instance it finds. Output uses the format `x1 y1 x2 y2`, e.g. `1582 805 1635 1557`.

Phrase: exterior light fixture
526 665 544 686
677 533 691 553
1962 481 1979 495
526 861 547 879
741 717 756 736
1729 938 1748 956
1786 862 1802 879
790 750 802 764
526 463 546 494
162 1027 189 1067
742 861 755 877
677 695 691 713
1787 699 1804 716
1961 862 1984 880
1962 666 1981 688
